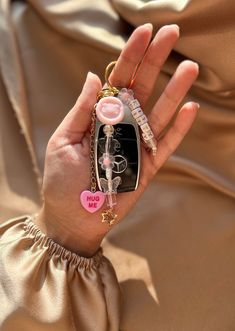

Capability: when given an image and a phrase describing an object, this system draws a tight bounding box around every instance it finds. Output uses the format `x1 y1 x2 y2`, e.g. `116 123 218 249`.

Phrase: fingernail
191 102 200 109
87 71 93 78
180 60 199 70
142 23 153 31
193 62 200 74
161 24 180 35
86 71 97 82
169 24 180 32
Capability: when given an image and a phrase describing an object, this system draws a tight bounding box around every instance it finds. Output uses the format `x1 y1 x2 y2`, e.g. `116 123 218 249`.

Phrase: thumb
51 72 102 144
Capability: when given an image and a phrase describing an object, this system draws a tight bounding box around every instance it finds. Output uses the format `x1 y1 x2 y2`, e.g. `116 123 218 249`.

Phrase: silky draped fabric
0 216 121 331
0 0 235 330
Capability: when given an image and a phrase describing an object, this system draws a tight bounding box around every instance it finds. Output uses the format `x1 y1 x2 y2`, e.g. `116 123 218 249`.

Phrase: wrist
34 205 106 258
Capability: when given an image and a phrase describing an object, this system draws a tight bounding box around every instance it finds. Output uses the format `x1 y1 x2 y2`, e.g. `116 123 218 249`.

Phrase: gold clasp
105 61 117 89
97 61 119 100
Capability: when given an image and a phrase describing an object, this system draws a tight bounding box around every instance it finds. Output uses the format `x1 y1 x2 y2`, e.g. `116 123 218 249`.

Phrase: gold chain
88 61 120 226
90 107 97 192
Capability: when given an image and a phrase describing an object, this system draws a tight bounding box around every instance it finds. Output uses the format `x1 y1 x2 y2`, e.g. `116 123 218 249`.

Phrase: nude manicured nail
163 24 180 34
190 102 200 109
168 24 180 31
142 23 153 31
87 71 93 77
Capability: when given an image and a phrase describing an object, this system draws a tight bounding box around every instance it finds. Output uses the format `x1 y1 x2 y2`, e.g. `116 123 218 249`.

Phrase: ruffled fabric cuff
23 214 104 269
0 214 121 331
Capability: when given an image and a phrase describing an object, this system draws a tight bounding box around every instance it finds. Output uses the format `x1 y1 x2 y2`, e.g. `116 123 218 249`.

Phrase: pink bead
103 157 111 166
96 96 124 125
120 92 131 102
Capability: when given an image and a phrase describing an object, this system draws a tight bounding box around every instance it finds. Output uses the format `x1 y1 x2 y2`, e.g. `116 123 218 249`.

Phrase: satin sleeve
0 215 121 331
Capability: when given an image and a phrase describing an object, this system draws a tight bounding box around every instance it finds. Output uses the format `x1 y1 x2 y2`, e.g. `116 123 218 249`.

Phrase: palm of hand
42 123 153 232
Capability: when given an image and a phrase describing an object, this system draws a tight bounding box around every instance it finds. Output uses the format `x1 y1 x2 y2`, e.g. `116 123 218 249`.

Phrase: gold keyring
97 61 119 100
105 61 117 89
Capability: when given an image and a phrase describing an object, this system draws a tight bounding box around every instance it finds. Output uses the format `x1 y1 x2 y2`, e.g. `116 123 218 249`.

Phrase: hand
35 24 199 257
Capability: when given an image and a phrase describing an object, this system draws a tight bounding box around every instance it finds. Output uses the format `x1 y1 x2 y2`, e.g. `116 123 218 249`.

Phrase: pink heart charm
80 190 105 213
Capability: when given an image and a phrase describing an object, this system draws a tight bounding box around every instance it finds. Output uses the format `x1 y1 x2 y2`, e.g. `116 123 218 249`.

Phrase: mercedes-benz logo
112 155 128 174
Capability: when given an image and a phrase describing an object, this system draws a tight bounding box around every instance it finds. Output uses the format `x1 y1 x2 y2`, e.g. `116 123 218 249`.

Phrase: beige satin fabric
0 0 235 330
0 216 121 331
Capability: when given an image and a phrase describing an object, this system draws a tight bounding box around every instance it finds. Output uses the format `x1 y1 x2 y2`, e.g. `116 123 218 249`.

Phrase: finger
109 23 153 88
154 101 200 171
131 24 179 106
149 60 199 137
50 72 102 145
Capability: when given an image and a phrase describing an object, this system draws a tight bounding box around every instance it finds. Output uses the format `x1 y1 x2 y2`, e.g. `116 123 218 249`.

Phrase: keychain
80 61 157 226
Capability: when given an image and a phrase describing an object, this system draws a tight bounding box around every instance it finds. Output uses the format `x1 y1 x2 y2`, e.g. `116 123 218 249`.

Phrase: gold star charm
101 209 117 226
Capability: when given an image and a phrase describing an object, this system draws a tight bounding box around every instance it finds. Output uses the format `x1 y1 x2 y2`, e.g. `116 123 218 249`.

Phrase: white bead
142 131 154 140
129 99 140 110
131 107 143 119
140 122 151 133
145 138 158 156
136 114 148 126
